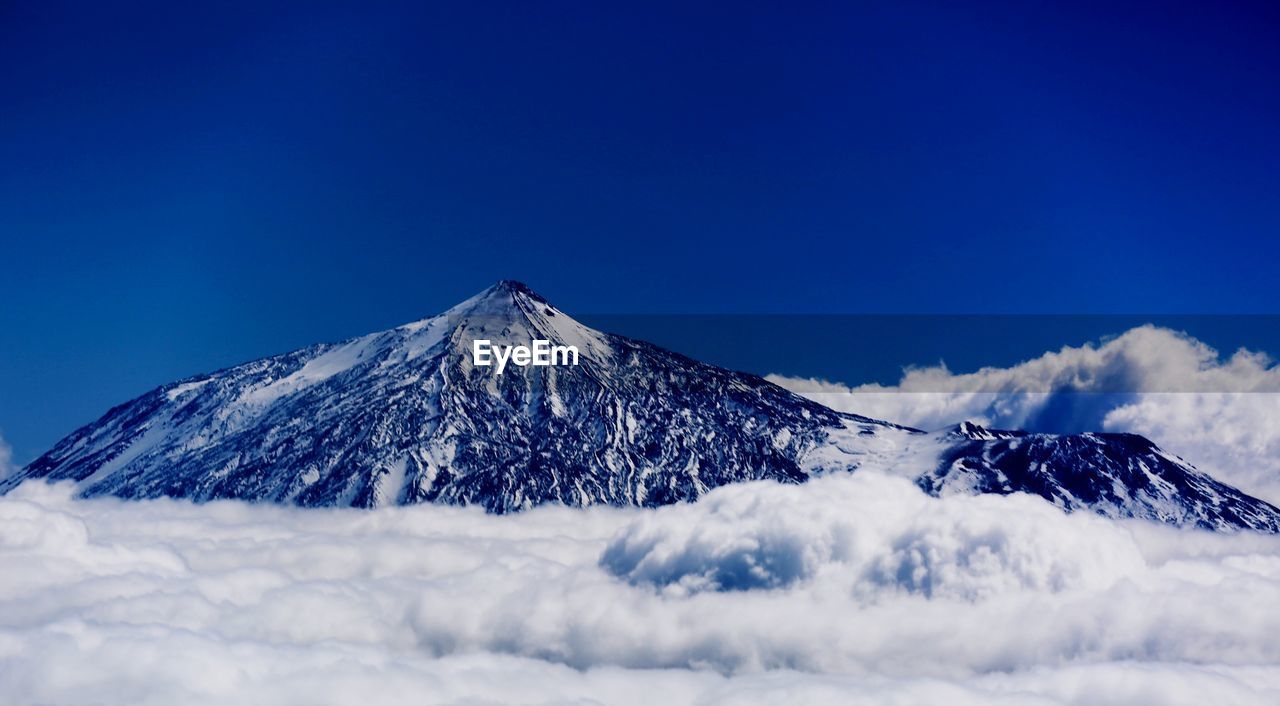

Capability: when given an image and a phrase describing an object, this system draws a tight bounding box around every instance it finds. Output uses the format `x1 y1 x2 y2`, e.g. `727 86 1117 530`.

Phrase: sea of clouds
4 324 1280 704
770 325 1280 504
3 471 1279 705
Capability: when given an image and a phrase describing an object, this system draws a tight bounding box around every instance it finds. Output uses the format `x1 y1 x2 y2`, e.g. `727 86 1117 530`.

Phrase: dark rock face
7 282 1280 532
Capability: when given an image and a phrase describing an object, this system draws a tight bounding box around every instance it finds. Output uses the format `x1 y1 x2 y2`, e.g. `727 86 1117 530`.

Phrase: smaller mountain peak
945 420 1027 441
948 421 996 440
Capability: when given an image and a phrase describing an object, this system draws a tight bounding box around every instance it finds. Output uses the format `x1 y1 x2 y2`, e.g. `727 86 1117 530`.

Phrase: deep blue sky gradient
3 1 1280 460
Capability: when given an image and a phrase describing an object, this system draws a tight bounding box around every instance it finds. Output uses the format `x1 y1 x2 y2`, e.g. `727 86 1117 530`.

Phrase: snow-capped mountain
5 281 1279 532
4 282 907 511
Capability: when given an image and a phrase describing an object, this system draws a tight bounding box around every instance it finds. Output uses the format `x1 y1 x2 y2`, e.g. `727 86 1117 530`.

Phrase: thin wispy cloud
0 431 16 480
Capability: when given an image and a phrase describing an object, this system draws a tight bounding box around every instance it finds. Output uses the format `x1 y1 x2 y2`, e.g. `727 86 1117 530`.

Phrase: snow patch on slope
239 334 381 407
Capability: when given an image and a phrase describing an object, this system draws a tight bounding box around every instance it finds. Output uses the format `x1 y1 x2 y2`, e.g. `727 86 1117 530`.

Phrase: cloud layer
3 475 1279 705
4 325 1278 704
769 325 1280 503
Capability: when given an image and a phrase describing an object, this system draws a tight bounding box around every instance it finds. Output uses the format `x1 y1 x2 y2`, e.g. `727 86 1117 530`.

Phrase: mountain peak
480 279 549 304
411 280 556 333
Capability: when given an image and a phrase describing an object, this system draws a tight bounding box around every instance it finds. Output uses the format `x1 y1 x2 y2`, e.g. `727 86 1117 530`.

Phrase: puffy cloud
4 325 1279 703
601 474 1140 599
2 476 1279 705
768 326 1280 503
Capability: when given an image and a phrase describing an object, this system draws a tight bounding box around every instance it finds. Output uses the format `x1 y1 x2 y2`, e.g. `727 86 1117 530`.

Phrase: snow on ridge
238 333 383 408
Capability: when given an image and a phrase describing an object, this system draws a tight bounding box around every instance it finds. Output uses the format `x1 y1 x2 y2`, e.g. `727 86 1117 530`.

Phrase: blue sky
2 1 1279 461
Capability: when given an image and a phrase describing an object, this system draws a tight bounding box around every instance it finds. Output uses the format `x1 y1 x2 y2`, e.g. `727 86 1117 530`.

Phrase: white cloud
2 476 1279 705
768 325 1280 503
602 473 1142 599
